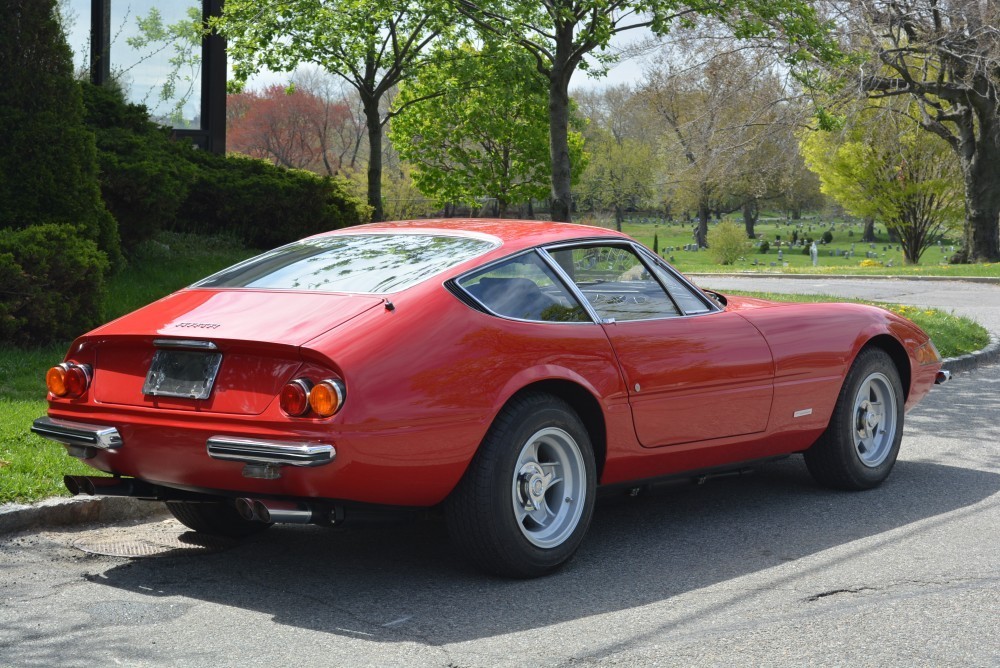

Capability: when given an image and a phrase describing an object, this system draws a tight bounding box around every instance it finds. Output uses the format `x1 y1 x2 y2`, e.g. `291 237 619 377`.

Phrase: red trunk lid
87 289 382 414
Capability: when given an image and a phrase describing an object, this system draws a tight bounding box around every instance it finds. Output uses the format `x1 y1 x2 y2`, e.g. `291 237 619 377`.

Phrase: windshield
194 234 498 294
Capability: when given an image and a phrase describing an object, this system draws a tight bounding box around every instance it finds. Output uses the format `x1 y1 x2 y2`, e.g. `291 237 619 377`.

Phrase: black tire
166 500 270 538
445 393 596 578
804 347 905 490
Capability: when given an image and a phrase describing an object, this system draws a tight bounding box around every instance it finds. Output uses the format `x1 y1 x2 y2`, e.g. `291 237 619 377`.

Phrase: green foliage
822 230 833 244
707 221 752 265
579 127 654 227
0 225 109 346
390 42 583 215
800 101 964 264
177 153 370 248
82 82 198 252
80 82 369 252
759 240 770 254
0 0 121 268
214 0 455 221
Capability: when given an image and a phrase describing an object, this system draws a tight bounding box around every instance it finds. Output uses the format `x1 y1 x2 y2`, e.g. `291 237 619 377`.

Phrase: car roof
314 219 630 253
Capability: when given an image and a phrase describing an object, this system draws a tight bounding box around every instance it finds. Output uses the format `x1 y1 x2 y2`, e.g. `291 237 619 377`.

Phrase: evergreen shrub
177 153 370 249
82 83 197 252
0 225 109 345
0 0 121 268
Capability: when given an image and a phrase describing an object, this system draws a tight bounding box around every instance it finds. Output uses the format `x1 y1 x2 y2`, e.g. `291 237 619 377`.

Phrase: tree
228 84 353 174
811 0 1000 261
579 130 655 230
642 44 798 246
800 103 964 264
214 0 452 221
576 84 656 229
452 0 833 222
390 43 584 217
0 0 119 266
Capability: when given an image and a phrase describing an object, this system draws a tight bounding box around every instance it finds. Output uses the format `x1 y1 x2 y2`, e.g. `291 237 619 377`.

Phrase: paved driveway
1 276 997 667
693 275 1000 333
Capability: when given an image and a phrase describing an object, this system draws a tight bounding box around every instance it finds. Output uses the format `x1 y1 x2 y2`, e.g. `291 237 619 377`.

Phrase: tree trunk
547 42 574 223
960 125 1000 262
363 102 384 222
614 204 623 232
862 217 876 243
526 199 534 219
742 200 758 239
696 203 710 247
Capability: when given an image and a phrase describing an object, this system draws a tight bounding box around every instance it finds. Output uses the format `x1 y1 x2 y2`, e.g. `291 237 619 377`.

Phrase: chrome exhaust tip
252 499 315 524
64 475 84 495
234 498 259 521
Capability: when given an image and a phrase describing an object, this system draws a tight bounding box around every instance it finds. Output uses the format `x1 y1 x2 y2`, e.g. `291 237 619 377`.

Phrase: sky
63 0 655 123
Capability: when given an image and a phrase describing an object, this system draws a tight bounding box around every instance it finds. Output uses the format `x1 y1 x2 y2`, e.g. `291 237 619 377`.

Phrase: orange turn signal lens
46 363 91 398
915 340 942 366
309 379 346 418
280 379 312 417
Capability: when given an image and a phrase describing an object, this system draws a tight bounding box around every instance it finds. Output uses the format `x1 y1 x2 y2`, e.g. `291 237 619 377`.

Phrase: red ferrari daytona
32 220 949 577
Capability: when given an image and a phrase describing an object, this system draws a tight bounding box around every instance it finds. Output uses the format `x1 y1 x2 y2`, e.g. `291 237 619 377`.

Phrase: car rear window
193 234 499 294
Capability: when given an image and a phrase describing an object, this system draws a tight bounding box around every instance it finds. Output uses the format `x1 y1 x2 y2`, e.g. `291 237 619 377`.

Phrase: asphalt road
1 277 997 667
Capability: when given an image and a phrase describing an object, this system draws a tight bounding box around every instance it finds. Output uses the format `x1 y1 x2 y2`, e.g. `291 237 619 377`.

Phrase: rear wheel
805 347 904 490
446 393 596 578
166 500 270 538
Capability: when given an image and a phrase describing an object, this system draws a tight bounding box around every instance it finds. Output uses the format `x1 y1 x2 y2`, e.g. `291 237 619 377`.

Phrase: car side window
647 260 715 315
458 252 590 322
546 246 681 321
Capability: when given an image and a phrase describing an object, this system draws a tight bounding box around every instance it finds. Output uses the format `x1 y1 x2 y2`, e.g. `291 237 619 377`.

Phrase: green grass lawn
0 226 992 505
582 214 1000 278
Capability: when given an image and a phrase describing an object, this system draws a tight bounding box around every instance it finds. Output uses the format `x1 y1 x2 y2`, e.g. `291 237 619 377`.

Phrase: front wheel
446 393 596 578
805 347 905 490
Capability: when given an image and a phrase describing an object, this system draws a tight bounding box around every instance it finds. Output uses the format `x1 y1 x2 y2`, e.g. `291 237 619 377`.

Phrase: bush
82 83 197 253
0 0 121 268
759 241 770 254
176 153 370 248
822 230 834 244
80 82 370 252
0 225 109 345
708 221 752 265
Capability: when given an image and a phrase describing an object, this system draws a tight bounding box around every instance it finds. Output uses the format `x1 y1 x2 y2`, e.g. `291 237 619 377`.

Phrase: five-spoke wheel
805 347 904 490
446 393 596 578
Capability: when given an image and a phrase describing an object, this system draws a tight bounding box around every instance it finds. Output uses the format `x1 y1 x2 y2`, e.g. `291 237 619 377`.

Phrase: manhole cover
72 522 237 558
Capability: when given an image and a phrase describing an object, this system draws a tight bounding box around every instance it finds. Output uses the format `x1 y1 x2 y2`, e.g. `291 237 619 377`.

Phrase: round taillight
46 363 91 398
280 379 312 417
309 379 346 418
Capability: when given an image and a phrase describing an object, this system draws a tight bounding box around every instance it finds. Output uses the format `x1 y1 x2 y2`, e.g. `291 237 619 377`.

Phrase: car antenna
384 299 396 312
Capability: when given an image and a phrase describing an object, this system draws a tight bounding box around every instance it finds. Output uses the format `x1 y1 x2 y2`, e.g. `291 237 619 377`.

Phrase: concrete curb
3 326 998 538
941 333 1000 374
0 495 169 536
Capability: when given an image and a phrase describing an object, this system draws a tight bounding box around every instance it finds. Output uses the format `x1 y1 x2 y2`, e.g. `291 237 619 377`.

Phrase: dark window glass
195 234 497 294
547 246 680 321
459 253 590 322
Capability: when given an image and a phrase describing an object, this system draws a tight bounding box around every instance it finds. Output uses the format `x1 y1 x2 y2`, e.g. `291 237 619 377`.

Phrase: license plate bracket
142 350 223 400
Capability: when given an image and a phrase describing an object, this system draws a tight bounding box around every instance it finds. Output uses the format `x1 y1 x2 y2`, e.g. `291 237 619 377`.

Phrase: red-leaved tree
227 84 353 175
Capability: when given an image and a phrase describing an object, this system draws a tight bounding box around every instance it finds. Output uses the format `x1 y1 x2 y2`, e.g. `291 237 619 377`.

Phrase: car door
545 243 774 448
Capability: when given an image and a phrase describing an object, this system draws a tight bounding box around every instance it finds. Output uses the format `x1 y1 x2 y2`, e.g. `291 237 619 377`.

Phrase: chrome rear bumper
935 369 951 385
207 436 336 479
31 417 122 459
